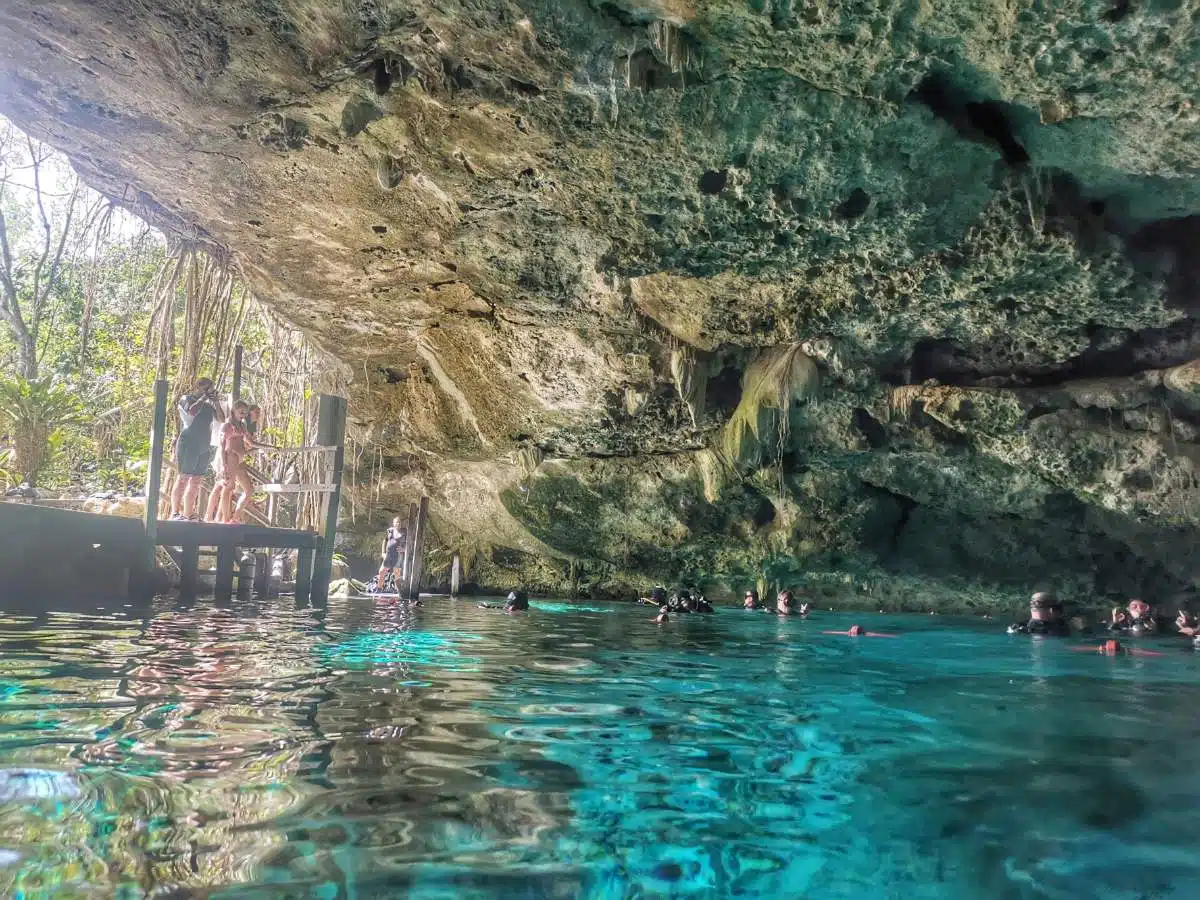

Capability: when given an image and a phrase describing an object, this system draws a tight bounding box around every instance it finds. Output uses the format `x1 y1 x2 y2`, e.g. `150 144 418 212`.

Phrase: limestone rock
1 1 1197 604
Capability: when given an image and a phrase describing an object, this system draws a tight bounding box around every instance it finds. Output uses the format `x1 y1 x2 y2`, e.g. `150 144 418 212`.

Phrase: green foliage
0 376 81 484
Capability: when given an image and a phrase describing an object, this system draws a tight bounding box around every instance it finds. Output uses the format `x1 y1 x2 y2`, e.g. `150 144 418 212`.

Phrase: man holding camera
168 376 224 520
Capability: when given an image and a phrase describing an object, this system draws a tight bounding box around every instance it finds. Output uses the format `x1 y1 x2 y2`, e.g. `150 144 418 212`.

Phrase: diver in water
743 589 762 610
1174 609 1200 649
1110 598 1157 635
668 588 691 613
1007 592 1071 636
691 591 714 614
639 586 668 606
479 590 529 612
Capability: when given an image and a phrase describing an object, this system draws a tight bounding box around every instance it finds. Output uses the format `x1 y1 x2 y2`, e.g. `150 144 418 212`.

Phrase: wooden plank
260 483 337 494
401 501 418 587
156 519 321 550
405 496 429 600
144 379 169 557
258 446 337 456
231 344 243 403
312 394 347 601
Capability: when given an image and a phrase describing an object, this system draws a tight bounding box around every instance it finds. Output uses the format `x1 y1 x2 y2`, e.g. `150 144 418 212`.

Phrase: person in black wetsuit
375 516 406 593
480 590 529 612
1007 592 1071 636
1110 598 1157 635
744 589 762 610
169 377 223 520
640 586 668 606
689 590 714 614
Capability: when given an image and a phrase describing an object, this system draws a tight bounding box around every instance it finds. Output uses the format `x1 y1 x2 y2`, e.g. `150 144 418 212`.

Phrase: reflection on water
0 599 1199 897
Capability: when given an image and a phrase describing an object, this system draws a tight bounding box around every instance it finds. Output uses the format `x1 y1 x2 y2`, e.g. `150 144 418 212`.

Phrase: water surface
0 597 1198 898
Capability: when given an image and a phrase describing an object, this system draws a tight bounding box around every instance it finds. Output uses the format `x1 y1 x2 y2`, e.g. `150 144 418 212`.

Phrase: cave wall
1 1 1197 608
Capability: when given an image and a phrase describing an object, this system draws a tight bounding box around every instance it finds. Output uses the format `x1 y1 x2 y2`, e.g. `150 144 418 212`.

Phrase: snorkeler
479 590 529 612
743 590 761 610
652 605 670 624
1110 599 1157 635
1007 592 1071 636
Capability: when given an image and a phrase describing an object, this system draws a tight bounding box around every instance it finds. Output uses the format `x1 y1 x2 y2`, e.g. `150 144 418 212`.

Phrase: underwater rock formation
1 1 1197 608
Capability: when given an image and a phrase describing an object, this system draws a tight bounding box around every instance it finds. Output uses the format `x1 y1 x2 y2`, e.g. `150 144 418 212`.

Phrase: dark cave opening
910 73 1031 166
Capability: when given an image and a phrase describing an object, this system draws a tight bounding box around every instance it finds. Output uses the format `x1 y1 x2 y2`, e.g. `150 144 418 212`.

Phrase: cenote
1 596 1199 898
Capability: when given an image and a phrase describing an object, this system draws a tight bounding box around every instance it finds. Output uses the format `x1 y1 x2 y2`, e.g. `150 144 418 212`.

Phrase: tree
0 375 80 485
0 122 103 379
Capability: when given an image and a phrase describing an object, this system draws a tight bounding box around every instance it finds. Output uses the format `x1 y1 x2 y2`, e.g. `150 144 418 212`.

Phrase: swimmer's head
848 625 865 636
1102 639 1122 655
1128 598 1151 619
777 590 795 611
744 590 760 609
505 590 529 611
1030 592 1063 621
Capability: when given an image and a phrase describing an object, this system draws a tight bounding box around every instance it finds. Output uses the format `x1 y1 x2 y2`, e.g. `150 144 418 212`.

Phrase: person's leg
218 473 236 523
231 468 255 522
205 480 226 523
186 475 208 519
169 473 186 518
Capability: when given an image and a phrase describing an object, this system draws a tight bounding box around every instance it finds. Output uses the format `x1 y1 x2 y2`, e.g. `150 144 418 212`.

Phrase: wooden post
231 345 243 403
144 379 169 558
295 548 313 604
405 496 429 600
252 552 270 597
451 552 461 597
401 502 418 586
179 544 199 599
311 395 347 600
215 544 235 600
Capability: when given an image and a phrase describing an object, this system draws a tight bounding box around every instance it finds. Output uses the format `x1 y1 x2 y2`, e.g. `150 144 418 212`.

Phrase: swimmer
479 590 529 612
652 605 670 624
1007 592 1071 636
824 624 898 637
775 589 797 616
669 589 691 613
1071 638 1164 657
1110 598 1156 635
743 590 762 609
798 601 810 618
693 594 714 614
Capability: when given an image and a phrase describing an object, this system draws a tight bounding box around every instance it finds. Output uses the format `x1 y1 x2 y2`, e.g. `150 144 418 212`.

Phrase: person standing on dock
376 516 406 594
169 377 224 521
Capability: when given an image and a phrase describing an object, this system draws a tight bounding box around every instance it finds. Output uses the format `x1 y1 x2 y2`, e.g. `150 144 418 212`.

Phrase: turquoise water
0 597 1199 897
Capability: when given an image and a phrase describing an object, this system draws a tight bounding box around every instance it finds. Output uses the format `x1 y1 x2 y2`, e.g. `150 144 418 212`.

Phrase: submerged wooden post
450 552 461 597
144 379 169 558
405 496 430 600
179 544 199 598
295 548 313 604
311 394 347 600
401 502 418 587
231 344 243 403
215 544 235 601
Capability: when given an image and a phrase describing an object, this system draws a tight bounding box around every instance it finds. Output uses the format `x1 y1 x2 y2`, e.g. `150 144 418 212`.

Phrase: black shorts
176 439 213 477
383 547 401 569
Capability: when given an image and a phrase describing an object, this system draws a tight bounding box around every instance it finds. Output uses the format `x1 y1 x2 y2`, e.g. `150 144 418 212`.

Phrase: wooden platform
156 519 322 550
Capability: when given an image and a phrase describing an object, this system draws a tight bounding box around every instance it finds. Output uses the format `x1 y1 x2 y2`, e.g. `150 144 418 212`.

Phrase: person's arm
381 536 388 560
